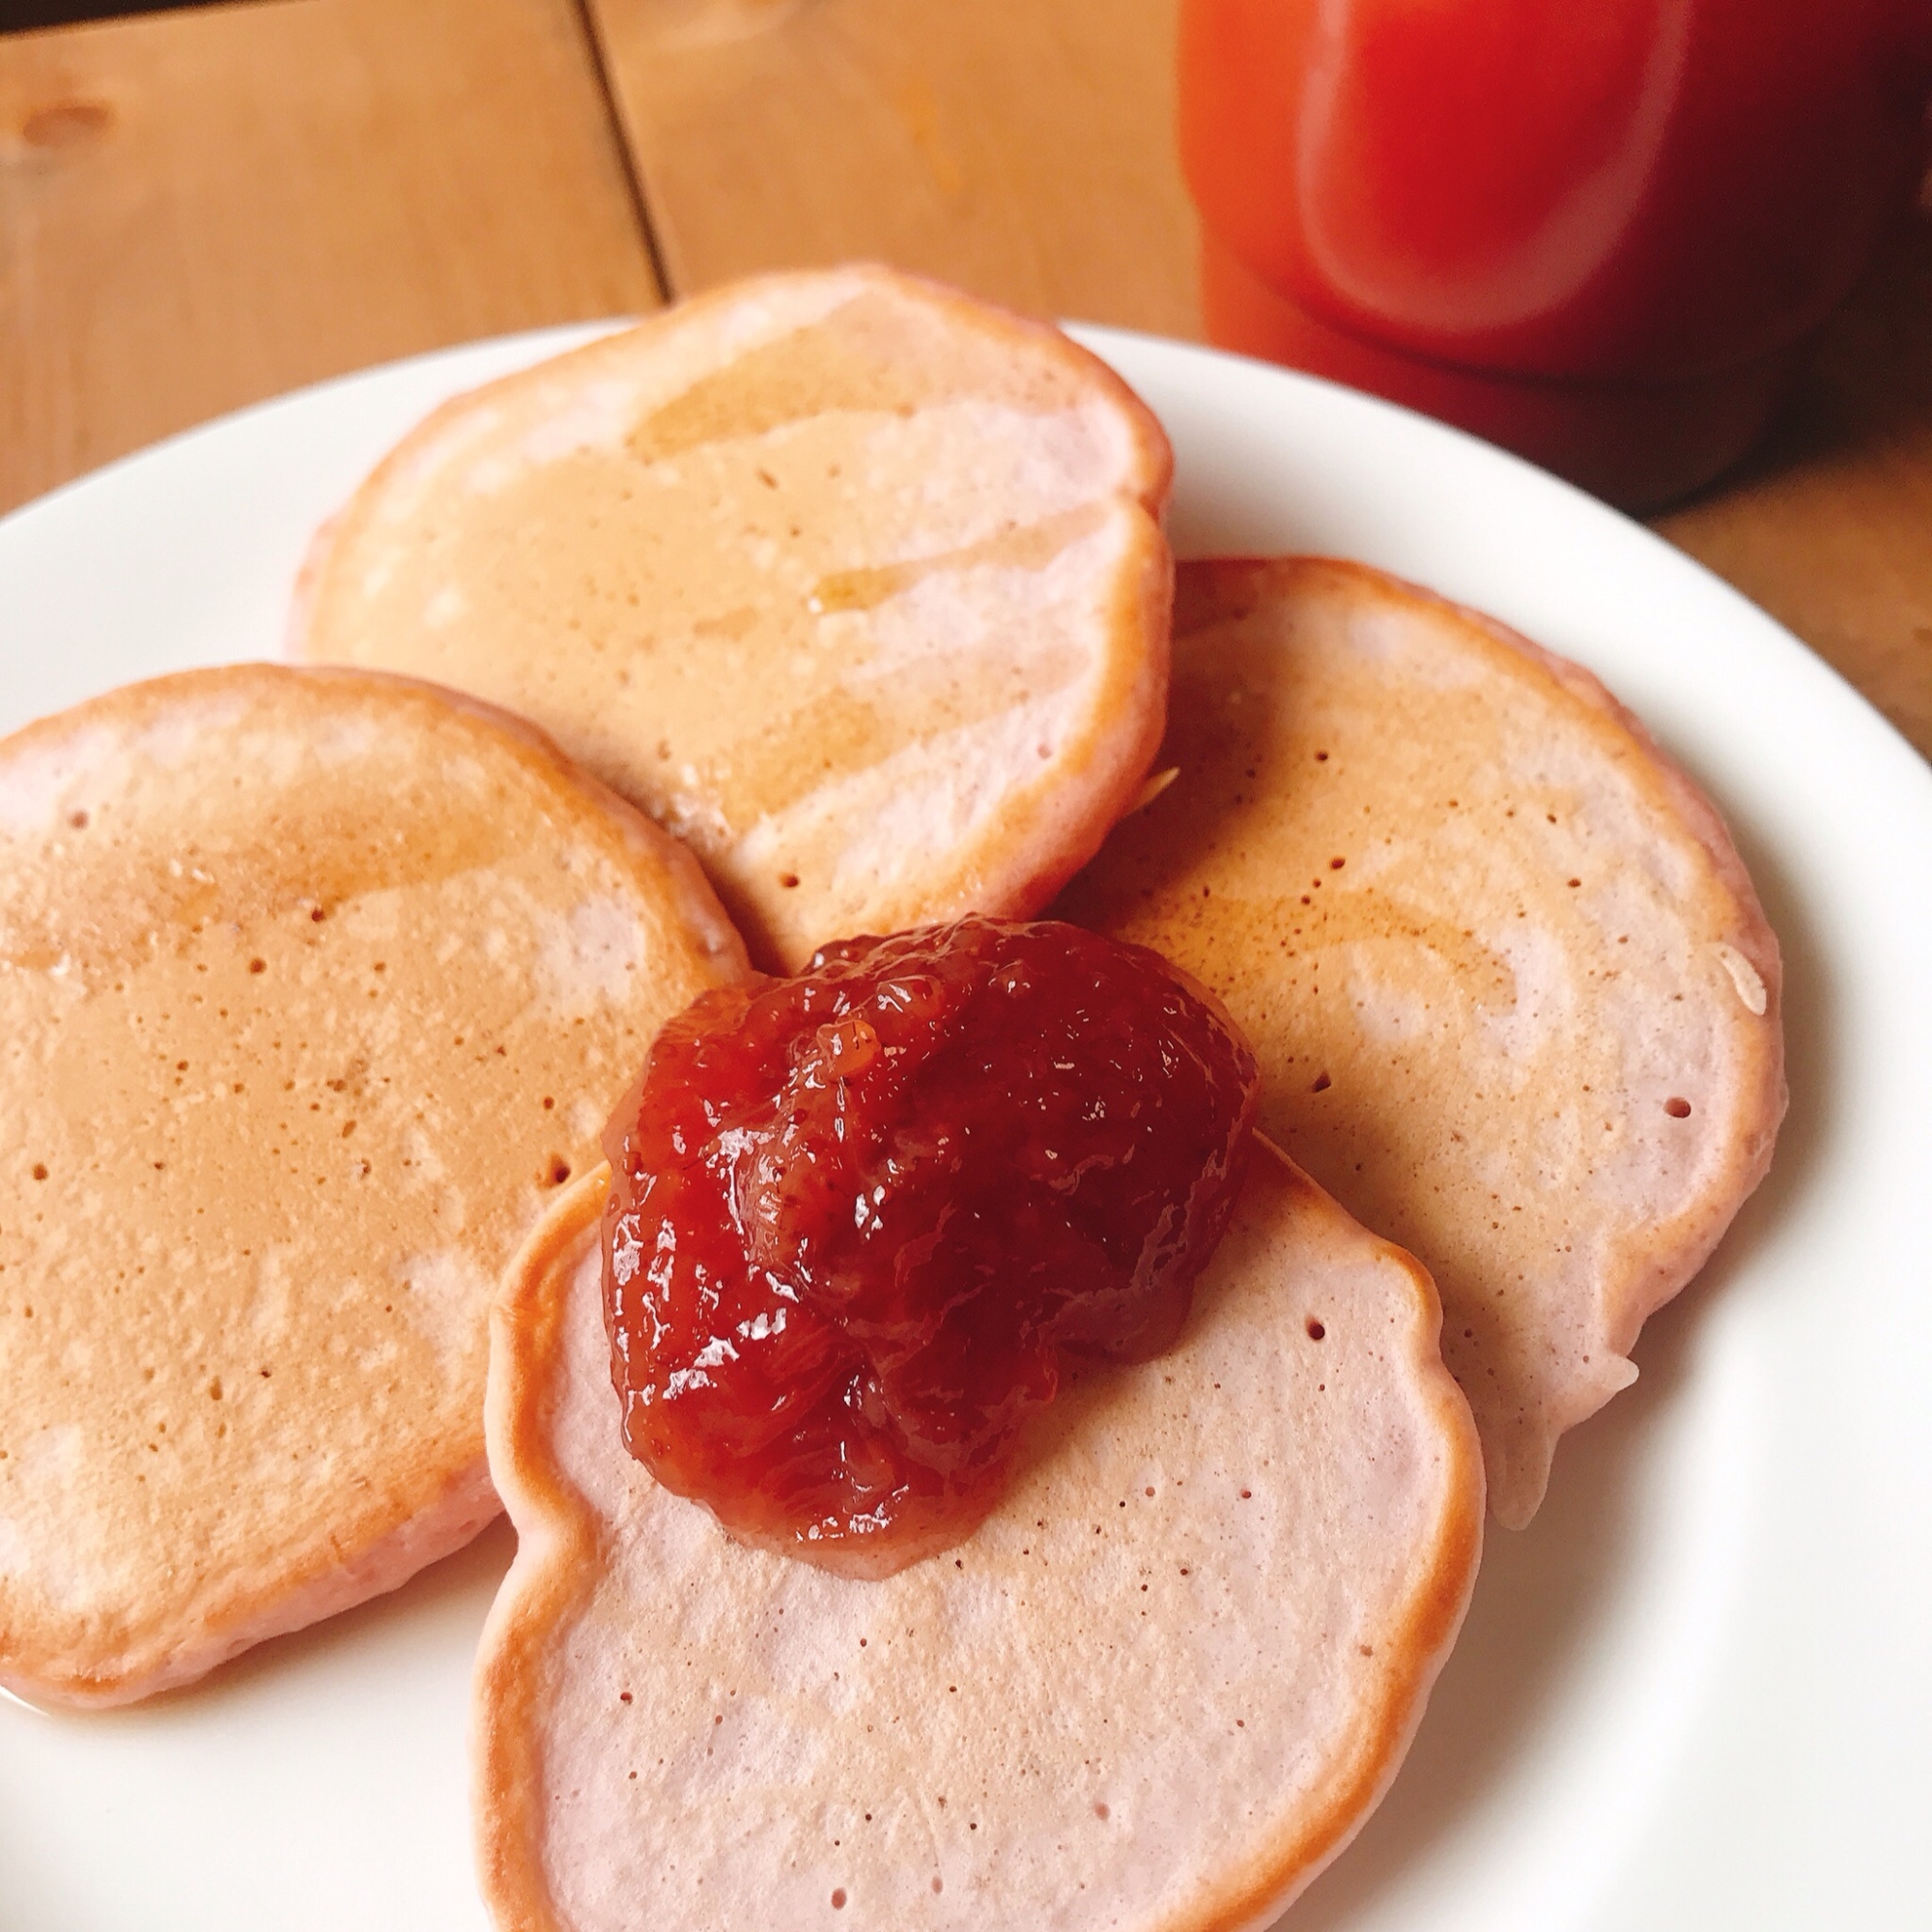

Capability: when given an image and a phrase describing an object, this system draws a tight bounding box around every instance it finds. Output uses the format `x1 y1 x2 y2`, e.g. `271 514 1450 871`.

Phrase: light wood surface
584 0 1199 336
2 0 1926 762
0 0 657 515
1655 215 1932 760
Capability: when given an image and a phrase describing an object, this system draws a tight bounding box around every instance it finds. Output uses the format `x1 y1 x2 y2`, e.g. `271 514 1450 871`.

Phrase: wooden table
4 0 1928 758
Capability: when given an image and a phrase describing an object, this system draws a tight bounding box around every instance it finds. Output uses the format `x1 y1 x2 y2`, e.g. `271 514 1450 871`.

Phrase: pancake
1059 558 1786 1526
291 264 1174 972
0 664 747 1708
473 1143 1482 1932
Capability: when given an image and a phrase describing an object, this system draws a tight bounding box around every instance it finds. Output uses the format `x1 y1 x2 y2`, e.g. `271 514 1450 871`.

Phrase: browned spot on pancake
809 503 1106 615
21 99 113 151
1099 862 1513 1009
692 607 759 642
692 639 1085 835
1070 626 1508 970
2 799 509 976
626 290 1077 466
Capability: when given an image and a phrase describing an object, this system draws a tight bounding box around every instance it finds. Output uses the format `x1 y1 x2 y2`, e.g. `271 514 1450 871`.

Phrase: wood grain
0 0 659 516
1654 210 1932 761
583 0 1198 336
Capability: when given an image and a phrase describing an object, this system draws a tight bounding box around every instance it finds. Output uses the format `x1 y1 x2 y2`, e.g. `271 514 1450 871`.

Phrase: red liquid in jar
603 917 1260 1577
1179 0 1932 506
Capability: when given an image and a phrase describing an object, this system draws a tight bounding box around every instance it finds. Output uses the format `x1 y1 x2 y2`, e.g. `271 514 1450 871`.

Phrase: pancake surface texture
1061 559 1785 1526
293 265 1173 971
475 1146 1482 1932
0 665 746 1707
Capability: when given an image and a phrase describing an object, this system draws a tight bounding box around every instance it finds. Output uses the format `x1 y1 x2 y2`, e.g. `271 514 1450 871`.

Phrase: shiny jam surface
603 917 1259 1577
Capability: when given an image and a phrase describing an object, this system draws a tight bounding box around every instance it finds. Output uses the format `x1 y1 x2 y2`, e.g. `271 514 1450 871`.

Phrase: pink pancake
1061 558 1785 1525
0 664 746 1706
474 1144 1482 1931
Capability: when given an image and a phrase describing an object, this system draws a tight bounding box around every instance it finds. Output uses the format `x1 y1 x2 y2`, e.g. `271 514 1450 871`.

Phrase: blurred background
1 0 1928 756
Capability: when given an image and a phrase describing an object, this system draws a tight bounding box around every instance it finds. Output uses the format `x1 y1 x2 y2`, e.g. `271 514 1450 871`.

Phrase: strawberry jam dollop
601 916 1259 1577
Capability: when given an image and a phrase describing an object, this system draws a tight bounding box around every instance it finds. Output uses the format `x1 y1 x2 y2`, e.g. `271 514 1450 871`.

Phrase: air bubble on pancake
1713 941 1768 1016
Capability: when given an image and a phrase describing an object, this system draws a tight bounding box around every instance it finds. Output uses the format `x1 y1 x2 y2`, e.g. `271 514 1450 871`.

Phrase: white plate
1 326 1928 1932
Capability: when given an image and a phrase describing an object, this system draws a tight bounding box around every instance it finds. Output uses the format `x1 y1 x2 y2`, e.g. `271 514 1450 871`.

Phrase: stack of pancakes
0 266 1782 1931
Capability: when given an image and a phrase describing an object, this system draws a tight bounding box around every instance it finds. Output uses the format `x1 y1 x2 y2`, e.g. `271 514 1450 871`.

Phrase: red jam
602 917 1259 1577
